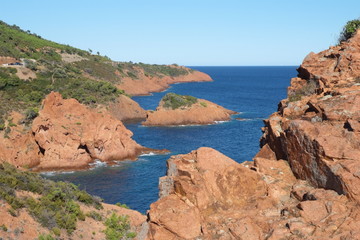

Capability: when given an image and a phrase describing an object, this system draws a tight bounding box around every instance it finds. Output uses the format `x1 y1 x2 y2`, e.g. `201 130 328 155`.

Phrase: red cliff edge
142 30 360 239
0 92 151 171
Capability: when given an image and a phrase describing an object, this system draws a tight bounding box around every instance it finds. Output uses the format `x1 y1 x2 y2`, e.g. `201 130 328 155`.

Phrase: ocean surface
44 66 297 213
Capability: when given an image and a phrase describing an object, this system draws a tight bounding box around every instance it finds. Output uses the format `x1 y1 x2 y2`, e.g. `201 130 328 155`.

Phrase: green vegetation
0 163 102 234
103 213 136 240
86 210 103 221
200 102 207 107
288 80 318 102
162 93 198 109
115 202 130 209
37 234 55 240
137 63 190 77
0 20 192 125
0 66 124 124
339 19 360 43
0 21 87 60
0 224 7 232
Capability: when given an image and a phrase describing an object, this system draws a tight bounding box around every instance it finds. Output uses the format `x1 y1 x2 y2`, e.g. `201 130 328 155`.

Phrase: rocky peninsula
143 93 237 126
117 66 212 96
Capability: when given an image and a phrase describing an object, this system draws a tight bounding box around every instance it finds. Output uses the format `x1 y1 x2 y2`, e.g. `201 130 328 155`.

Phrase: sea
44 66 297 213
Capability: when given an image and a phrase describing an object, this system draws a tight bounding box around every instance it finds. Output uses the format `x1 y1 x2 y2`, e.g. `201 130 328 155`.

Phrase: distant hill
0 20 193 126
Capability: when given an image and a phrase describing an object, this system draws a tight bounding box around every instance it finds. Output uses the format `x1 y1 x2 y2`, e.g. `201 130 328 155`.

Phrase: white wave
41 170 75 176
40 171 56 176
214 120 229 124
89 159 107 169
140 152 156 156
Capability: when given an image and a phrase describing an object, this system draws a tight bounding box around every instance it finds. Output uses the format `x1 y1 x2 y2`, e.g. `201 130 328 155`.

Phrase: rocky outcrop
143 94 236 126
117 67 212 96
0 56 17 65
108 94 147 122
31 92 146 170
145 30 360 240
260 30 360 204
147 147 360 239
0 92 148 171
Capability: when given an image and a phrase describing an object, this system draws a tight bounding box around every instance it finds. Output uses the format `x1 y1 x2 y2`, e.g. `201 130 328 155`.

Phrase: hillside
0 20 210 126
0 162 145 239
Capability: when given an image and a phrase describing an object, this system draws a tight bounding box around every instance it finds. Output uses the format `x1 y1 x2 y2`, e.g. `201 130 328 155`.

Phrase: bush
115 202 129 209
103 213 135 240
0 163 102 234
339 19 360 43
288 79 318 102
162 93 198 110
37 234 55 240
86 210 102 221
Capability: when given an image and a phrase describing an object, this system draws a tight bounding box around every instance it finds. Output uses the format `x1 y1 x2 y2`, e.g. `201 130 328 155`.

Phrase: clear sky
1 0 360 66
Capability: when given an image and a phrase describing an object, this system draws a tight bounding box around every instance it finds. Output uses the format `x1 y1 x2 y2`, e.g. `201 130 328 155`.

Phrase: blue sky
2 0 360 66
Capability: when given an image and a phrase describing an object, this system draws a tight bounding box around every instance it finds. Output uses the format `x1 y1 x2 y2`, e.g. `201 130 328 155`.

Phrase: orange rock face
143 99 236 126
118 68 212 96
147 147 360 239
261 31 360 203
145 31 360 239
0 92 146 171
31 92 145 170
108 94 146 122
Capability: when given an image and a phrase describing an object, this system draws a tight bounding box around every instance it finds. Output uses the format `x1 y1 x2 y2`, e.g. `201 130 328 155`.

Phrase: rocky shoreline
143 93 237 126
117 67 212 96
140 30 360 239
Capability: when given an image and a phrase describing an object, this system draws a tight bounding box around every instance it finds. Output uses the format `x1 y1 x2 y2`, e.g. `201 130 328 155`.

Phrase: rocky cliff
143 93 236 126
144 31 360 239
108 94 147 122
117 67 212 96
0 92 148 171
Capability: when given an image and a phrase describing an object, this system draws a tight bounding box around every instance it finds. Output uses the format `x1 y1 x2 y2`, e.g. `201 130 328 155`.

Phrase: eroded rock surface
261 31 360 203
147 148 360 240
146 30 360 240
118 68 212 96
143 97 236 126
108 94 147 122
0 92 146 170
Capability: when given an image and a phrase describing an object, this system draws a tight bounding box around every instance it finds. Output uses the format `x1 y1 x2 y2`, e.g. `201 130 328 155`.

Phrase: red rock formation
31 92 145 170
0 56 17 65
0 92 148 171
118 68 212 96
143 98 236 126
261 30 360 203
145 30 360 240
147 148 360 239
108 94 147 122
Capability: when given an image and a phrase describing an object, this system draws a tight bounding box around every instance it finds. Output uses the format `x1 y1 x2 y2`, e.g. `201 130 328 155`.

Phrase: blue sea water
45 66 297 213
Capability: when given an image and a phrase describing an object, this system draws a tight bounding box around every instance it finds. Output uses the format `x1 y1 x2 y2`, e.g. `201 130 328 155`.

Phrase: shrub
339 19 360 43
115 202 129 209
86 210 102 221
103 213 136 240
288 79 317 102
37 234 55 240
162 93 198 110
0 163 102 234
200 102 207 107
0 224 8 231
52 227 61 236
